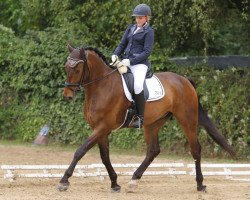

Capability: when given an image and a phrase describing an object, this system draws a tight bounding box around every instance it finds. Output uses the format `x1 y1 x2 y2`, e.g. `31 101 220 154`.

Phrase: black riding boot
130 91 145 128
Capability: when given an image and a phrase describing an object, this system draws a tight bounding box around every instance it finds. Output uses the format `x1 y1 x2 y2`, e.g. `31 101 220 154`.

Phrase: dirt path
0 144 249 200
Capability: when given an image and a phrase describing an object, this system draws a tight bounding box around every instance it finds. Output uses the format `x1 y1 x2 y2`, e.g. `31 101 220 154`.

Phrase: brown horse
59 44 235 193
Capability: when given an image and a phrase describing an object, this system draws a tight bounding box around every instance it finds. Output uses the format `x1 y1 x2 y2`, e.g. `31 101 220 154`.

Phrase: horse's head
63 44 87 100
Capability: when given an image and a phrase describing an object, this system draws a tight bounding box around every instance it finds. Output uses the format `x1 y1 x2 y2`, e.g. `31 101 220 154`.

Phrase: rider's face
135 16 147 27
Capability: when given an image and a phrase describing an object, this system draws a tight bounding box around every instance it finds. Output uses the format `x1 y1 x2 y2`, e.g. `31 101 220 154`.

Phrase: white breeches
129 64 148 94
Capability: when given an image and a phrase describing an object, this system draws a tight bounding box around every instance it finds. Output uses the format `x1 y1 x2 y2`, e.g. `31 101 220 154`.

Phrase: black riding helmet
132 4 151 16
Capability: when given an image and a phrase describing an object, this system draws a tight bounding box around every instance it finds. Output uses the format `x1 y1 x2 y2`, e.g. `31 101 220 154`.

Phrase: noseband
63 49 118 89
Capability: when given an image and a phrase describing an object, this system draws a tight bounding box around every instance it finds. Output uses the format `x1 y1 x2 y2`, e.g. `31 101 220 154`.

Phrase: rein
64 56 118 89
82 68 117 87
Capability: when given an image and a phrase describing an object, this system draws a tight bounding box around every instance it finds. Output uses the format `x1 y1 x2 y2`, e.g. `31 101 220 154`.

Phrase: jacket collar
131 23 150 35
142 22 149 30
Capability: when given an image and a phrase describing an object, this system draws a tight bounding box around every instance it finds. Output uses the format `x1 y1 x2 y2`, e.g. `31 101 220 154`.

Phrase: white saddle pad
121 75 165 102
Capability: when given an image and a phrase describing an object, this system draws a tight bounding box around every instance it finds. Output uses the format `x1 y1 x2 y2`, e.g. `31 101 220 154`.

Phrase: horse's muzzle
64 96 74 101
63 88 75 101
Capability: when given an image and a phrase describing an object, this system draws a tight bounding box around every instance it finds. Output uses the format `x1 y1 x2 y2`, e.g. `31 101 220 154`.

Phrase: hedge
0 26 249 158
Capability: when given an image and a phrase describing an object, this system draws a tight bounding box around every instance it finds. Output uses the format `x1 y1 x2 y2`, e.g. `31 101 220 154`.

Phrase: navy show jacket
113 23 154 69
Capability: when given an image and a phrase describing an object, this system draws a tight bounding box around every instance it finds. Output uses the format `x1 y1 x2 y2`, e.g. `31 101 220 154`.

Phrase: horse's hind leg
175 111 206 192
98 135 121 192
58 133 99 191
186 129 206 191
191 140 206 192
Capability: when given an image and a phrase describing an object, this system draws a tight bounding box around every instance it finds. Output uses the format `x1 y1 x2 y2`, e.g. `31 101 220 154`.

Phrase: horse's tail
187 78 236 157
198 102 236 157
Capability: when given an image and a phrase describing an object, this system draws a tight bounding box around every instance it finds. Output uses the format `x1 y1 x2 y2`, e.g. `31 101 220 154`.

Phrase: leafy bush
0 24 249 157
0 0 249 158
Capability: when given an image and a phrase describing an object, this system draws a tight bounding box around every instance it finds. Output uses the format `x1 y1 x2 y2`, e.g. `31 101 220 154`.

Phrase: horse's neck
84 51 117 98
86 51 111 80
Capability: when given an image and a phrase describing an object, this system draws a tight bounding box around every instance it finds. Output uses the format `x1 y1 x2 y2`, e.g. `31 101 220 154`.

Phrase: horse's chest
84 102 93 125
83 101 99 127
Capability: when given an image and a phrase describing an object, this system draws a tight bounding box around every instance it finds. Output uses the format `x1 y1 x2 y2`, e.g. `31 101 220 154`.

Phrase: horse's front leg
98 135 121 192
126 127 160 192
58 133 99 191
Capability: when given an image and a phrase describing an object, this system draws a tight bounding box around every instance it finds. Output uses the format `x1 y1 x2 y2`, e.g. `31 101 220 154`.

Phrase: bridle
63 50 118 90
63 57 86 89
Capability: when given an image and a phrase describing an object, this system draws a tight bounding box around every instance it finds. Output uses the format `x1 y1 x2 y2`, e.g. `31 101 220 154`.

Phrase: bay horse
59 44 235 193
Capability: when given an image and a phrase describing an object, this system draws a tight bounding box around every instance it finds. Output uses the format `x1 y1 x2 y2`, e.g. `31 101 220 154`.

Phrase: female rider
112 3 154 128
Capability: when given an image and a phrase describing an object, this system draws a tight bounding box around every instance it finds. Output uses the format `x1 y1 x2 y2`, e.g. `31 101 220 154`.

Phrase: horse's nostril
64 96 73 101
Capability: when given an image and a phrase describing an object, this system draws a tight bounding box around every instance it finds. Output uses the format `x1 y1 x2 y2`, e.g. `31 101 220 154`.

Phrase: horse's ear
79 48 85 60
67 44 74 53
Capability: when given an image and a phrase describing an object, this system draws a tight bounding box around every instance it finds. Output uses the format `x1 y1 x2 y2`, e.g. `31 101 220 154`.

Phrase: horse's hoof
197 185 207 192
125 179 138 193
110 185 121 193
57 182 70 192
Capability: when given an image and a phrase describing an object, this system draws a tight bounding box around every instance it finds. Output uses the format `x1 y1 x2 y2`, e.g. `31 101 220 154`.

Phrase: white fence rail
1 163 250 182
1 163 186 181
187 164 250 182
